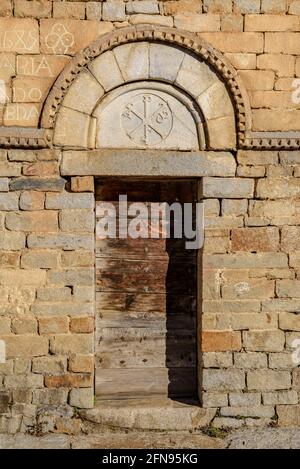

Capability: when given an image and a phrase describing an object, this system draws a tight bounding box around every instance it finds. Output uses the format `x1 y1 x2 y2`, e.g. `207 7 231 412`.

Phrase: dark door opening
95 179 199 401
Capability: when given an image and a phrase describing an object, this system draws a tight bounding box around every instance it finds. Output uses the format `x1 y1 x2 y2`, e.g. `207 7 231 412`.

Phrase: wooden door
95 179 198 400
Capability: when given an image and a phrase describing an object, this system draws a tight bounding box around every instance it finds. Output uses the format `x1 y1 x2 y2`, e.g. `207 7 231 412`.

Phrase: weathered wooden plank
96 309 196 329
96 367 196 399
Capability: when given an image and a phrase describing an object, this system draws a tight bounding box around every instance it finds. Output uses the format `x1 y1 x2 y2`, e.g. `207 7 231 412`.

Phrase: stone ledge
61 149 236 177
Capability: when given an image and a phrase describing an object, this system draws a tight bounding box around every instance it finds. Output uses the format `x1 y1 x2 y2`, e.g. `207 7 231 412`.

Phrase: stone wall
0 149 95 434
202 150 300 428
1 1 300 133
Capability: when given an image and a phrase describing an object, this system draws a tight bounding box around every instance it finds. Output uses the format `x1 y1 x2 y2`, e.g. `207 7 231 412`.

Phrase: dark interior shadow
165 198 199 404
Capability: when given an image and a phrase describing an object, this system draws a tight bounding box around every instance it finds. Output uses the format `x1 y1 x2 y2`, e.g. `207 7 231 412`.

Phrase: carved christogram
121 93 173 147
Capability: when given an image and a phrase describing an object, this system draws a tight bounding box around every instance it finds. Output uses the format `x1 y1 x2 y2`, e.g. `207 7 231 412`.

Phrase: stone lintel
61 150 236 177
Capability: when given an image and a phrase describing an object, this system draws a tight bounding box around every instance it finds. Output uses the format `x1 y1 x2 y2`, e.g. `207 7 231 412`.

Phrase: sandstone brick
86 2 102 20
261 0 287 13
0 317 11 334
256 178 300 198
279 312 300 331
32 388 68 405
32 356 67 374
50 334 93 354
102 1 125 21
54 417 81 435
72 286 94 303
277 280 300 299
222 278 275 300
0 251 20 268
213 417 244 429
231 313 278 331
277 405 300 426
0 18 39 53
61 251 94 267
221 405 274 418
262 299 300 313
221 15 243 32
0 0 12 16
204 0 232 13
174 13 220 32
249 199 295 219
129 14 173 26
3 103 40 127
232 227 279 252
17 55 69 78
263 390 298 405
45 373 92 388
164 0 202 15
5 211 58 232
0 193 19 211
225 53 256 70
4 374 44 389
234 352 268 369
204 253 288 269
70 317 94 334
281 226 300 251
238 151 279 166
69 388 94 409
265 33 300 54
229 392 261 406
22 162 58 177
202 331 241 352
250 91 299 110
12 317 37 334
14 0 51 18
69 354 94 373
289 0 300 15
71 177 94 193
47 268 94 286
0 178 9 192
19 192 44 211
203 236 230 254
46 193 94 210
21 249 59 269
37 287 72 302
40 20 113 56
248 370 291 391
234 0 260 13
0 162 21 177
203 369 245 391
59 210 94 233
237 166 265 178
27 233 93 250
14 357 31 374
53 2 85 19
246 14 299 32
290 252 300 268
202 392 228 408
202 352 233 368
239 70 275 91
13 389 32 404
0 269 46 285
200 32 263 53
127 1 159 14
257 54 295 77
2 335 48 358
10 177 65 192
292 369 300 389
244 331 285 352
269 352 296 369
202 177 254 198
38 317 69 335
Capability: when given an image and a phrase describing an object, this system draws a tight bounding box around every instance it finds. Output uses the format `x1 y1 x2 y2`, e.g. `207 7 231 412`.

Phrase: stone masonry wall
0 149 95 434
202 150 300 429
1 1 300 132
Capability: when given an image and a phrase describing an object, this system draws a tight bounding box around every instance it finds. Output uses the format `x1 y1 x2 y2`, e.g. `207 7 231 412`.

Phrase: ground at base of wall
1 428 300 449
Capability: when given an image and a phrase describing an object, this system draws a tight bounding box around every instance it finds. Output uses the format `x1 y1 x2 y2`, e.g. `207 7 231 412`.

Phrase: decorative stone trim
243 132 300 150
0 127 51 148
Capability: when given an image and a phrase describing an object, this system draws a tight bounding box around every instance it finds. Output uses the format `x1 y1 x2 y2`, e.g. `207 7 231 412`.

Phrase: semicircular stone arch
42 25 251 151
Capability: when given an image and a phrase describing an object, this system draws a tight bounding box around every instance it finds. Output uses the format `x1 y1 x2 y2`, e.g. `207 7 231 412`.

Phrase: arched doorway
45 25 243 405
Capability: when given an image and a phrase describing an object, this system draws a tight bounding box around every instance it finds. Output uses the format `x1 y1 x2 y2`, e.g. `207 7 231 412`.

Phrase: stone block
0 193 19 211
89 50 124 92
46 268 94 286
277 405 300 427
45 373 93 388
239 70 275 91
202 331 241 352
70 317 94 334
4 374 44 389
202 352 233 368
281 226 300 251
45 193 94 210
202 369 245 391
102 1 125 21
248 370 291 391
69 388 94 409
204 0 232 13
69 354 94 373
231 227 279 252
234 352 268 369
234 0 260 13
50 334 93 354
221 405 274 418
202 177 254 198
2 335 48 358
261 0 287 13
221 199 248 216
53 1 85 19
174 13 220 32
257 54 295 77
129 14 173 26
39 317 69 335
244 330 285 352
86 2 102 20
5 211 58 232
12 317 37 334
59 210 94 233
71 177 94 193
10 178 65 192
0 179 9 192
21 250 59 269
0 18 39 53
32 356 67 374
200 32 263 53
222 279 275 299
63 70 104 115
0 269 45 285
27 234 94 250
202 392 228 408
263 390 298 405
14 0 52 18
37 287 72 302
19 192 45 211
32 389 68 405
114 42 149 82
229 392 261 406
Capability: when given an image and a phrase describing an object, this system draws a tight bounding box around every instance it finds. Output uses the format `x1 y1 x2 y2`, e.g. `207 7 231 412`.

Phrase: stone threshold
80 398 216 431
